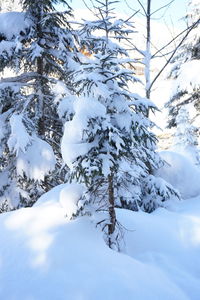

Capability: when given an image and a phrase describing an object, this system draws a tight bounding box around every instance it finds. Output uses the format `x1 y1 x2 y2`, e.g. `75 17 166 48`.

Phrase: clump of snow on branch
59 183 85 218
7 114 32 154
61 96 107 169
16 137 56 181
0 12 30 40
7 114 56 181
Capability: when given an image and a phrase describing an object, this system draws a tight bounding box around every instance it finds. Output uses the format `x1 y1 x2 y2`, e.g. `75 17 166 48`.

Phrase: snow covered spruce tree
166 0 200 128
172 106 200 164
0 0 76 212
61 0 179 249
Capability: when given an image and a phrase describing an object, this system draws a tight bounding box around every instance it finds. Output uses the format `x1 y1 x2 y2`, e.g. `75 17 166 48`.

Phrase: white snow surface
174 60 200 94
0 12 30 40
59 183 86 218
155 151 200 199
0 183 200 299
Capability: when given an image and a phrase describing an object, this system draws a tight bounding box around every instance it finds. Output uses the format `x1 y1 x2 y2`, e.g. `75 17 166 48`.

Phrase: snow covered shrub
141 175 180 212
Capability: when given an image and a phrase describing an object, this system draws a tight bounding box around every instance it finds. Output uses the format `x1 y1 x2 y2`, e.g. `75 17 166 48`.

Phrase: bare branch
151 18 200 59
126 39 146 56
150 0 174 16
152 49 175 59
124 10 140 23
136 0 147 16
150 18 200 91
0 72 39 84
124 0 145 17
82 0 96 16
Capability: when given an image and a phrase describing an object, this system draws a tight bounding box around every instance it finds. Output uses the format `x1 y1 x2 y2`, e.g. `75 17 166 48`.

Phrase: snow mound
34 184 65 207
59 183 85 218
0 185 194 300
117 202 200 300
155 151 200 199
35 183 85 219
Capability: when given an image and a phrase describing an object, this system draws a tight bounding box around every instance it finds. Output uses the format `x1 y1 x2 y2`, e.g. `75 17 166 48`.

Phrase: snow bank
117 203 200 300
155 151 200 199
0 185 195 300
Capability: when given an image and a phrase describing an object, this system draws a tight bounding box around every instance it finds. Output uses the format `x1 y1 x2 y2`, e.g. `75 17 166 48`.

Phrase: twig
151 18 200 59
150 0 174 16
150 18 200 90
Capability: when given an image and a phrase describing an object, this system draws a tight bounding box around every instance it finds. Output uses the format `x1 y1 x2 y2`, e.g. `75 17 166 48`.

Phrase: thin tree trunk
108 173 116 249
145 0 151 117
37 57 43 75
36 6 45 136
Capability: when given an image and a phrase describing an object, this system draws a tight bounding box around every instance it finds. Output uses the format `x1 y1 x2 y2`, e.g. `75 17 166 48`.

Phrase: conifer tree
173 106 200 165
166 0 200 128
0 0 76 212
61 0 179 249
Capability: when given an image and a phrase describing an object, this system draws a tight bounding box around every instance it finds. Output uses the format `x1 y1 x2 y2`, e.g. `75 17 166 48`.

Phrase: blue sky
65 0 188 28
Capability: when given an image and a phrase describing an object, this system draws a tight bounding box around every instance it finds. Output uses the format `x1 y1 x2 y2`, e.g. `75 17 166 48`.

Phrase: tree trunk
145 0 151 117
36 7 45 137
108 173 116 249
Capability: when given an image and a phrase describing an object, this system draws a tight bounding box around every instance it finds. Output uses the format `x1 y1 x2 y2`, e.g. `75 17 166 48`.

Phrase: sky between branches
60 0 187 29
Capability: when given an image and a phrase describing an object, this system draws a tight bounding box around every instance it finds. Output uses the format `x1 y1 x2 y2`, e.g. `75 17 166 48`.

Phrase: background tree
125 0 200 113
172 106 200 165
166 0 200 128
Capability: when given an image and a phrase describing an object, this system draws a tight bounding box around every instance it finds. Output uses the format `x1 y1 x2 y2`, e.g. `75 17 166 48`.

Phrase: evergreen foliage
61 0 179 249
173 106 200 164
0 0 76 211
0 0 180 254
166 0 200 128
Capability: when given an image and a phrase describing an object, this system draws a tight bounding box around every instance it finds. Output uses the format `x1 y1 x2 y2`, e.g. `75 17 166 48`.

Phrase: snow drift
1 184 200 299
155 151 200 199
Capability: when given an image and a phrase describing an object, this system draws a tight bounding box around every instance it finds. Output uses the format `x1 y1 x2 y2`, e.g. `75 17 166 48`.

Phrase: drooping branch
150 0 174 16
0 72 39 84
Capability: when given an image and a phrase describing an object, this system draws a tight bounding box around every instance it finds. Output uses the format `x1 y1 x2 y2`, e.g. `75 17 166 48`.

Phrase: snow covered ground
1 181 200 299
